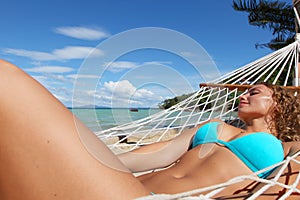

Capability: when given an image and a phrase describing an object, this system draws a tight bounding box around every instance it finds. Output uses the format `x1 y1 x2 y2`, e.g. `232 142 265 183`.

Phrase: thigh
0 60 149 200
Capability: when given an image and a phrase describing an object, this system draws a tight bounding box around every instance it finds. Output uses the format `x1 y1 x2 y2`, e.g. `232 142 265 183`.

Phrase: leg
0 60 149 200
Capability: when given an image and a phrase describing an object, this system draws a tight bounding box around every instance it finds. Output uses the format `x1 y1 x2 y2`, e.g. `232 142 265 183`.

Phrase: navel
172 173 186 179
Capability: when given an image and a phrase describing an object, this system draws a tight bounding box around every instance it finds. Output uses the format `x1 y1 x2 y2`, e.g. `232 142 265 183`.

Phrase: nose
239 93 248 101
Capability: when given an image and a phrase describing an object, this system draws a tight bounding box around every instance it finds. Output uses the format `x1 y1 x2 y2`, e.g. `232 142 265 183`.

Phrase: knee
0 59 28 80
0 59 23 72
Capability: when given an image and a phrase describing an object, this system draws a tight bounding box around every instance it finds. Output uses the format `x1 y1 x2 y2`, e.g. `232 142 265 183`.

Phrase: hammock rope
95 38 300 199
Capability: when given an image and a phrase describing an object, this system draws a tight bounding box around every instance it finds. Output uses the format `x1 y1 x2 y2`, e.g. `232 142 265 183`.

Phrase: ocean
70 108 161 132
70 108 237 136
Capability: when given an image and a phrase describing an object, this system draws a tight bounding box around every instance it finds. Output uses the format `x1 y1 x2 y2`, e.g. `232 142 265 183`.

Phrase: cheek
256 97 274 111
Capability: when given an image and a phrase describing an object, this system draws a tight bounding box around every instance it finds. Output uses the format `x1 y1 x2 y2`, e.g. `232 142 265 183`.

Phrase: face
238 84 275 121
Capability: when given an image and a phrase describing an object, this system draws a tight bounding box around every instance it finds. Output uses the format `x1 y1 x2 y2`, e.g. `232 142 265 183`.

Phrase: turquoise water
70 108 237 134
70 108 161 132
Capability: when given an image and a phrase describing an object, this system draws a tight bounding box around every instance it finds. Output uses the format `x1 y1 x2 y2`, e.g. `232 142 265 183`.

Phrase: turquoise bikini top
192 122 284 178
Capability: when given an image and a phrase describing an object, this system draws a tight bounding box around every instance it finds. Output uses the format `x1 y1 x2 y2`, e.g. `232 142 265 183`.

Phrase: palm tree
232 0 296 50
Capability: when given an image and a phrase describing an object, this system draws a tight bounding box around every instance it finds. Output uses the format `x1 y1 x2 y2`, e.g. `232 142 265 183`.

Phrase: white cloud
68 79 164 108
52 46 103 59
3 46 103 61
133 88 154 98
3 49 56 60
104 61 138 73
143 61 172 65
103 61 173 73
53 93 70 103
104 80 137 97
180 51 195 57
26 66 74 73
67 74 99 79
100 80 155 106
31 75 48 85
54 26 110 40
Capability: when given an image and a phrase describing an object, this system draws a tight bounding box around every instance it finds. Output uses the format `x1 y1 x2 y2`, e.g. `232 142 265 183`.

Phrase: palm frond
233 0 295 50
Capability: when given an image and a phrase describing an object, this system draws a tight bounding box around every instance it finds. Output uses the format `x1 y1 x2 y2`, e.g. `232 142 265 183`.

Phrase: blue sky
0 0 293 108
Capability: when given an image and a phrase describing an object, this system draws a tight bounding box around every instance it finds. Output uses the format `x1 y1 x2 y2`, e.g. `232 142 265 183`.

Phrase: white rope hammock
97 39 299 153
96 39 300 199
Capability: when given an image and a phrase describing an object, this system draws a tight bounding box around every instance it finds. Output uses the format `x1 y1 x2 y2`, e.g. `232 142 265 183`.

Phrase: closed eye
248 88 262 96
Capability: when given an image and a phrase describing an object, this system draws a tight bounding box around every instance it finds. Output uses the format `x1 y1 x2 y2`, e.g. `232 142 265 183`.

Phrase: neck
243 118 272 134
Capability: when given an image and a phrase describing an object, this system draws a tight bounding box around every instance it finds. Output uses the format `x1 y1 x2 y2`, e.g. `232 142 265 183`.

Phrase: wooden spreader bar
200 83 300 92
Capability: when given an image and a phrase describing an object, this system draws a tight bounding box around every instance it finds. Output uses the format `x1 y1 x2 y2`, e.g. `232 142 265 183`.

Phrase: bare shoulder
195 118 223 128
283 141 300 156
208 118 224 123
194 118 239 132
182 118 241 139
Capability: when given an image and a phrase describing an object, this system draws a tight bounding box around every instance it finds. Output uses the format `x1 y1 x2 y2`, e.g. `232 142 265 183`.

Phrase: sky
0 0 293 108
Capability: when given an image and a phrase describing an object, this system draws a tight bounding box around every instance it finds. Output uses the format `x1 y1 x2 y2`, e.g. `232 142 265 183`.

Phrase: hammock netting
95 38 300 199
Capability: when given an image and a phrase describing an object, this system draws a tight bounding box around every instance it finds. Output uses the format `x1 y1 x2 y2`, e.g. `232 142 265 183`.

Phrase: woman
119 80 300 195
0 59 299 199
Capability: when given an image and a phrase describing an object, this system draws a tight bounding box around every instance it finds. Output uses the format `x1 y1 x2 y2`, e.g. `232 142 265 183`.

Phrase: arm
118 126 197 172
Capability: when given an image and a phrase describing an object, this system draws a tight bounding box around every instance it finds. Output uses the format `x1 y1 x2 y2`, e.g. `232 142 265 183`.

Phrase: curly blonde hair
262 82 300 142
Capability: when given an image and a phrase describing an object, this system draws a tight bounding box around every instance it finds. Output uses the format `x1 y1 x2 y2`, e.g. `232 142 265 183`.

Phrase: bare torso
138 141 254 194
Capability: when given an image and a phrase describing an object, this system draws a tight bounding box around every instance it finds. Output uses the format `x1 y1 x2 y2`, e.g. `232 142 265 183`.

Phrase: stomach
137 144 254 195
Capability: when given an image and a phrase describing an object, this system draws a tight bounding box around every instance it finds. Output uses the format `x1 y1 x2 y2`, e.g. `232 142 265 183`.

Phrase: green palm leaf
233 0 296 50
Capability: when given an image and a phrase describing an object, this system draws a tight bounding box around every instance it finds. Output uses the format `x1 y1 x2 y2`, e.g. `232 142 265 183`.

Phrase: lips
238 101 249 107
